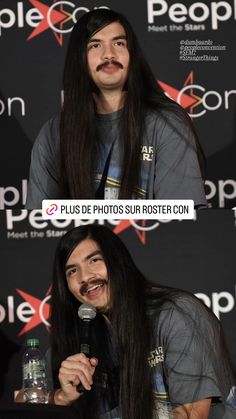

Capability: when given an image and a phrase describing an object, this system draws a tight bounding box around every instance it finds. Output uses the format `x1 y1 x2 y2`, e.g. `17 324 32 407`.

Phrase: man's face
65 238 110 312
87 21 130 93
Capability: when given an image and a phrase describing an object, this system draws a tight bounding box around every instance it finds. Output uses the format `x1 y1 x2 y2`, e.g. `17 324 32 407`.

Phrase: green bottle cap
26 338 39 347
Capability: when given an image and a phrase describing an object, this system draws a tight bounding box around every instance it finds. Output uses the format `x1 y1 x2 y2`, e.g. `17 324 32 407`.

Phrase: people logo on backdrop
0 1 109 46
5 211 169 245
0 286 234 335
147 0 236 31
0 288 51 336
1 1 235 44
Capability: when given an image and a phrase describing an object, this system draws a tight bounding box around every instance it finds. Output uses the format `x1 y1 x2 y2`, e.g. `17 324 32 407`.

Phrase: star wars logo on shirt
148 346 164 367
140 145 154 161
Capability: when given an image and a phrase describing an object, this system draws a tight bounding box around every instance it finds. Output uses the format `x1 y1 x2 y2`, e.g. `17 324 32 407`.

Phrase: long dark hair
60 9 205 198
51 224 153 419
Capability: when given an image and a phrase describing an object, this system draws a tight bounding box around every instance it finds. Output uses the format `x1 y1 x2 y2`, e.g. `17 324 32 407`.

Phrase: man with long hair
47 224 236 419
26 9 207 208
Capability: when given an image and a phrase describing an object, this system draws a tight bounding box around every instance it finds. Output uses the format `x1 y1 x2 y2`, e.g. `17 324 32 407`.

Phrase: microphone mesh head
78 303 97 320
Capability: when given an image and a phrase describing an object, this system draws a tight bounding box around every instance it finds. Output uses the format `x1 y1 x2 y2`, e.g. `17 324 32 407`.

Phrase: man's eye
91 257 99 263
89 43 100 49
115 41 126 47
67 268 77 277
90 256 103 264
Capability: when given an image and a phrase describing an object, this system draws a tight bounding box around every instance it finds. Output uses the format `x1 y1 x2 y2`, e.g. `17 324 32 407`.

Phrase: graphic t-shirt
25 109 207 208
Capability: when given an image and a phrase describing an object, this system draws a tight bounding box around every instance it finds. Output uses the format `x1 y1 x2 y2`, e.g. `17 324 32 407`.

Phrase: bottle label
23 360 46 380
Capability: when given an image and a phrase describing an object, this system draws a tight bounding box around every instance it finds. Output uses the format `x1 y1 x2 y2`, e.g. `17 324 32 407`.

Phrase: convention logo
113 220 172 245
5 210 179 244
159 71 235 118
0 287 51 336
196 290 235 319
0 96 26 117
1 287 234 334
147 0 235 30
0 180 27 209
0 1 109 46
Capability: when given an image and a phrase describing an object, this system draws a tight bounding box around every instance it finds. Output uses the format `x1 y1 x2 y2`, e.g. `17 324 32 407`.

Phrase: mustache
80 278 108 296
96 60 124 72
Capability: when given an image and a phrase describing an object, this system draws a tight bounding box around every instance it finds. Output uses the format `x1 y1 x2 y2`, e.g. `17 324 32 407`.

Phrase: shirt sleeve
158 295 224 407
153 112 207 207
25 116 60 209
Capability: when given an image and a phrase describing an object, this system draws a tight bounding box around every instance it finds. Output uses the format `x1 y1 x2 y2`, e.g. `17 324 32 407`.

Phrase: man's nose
103 43 116 60
79 266 96 284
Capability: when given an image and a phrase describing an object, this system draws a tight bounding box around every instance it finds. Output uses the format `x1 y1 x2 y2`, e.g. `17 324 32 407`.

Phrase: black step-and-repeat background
0 0 236 208
0 210 236 401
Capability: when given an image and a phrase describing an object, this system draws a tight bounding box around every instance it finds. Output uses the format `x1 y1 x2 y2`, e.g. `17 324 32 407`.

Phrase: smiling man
65 238 110 312
48 225 236 419
26 9 207 208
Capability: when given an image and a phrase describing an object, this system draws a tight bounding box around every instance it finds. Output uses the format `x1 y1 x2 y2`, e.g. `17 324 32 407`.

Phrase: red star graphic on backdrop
158 71 202 113
182 71 203 113
113 220 148 245
28 0 71 46
16 287 51 336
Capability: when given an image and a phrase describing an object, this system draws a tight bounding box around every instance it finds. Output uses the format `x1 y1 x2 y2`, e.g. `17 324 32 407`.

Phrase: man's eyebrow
88 35 127 44
113 35 127 41
84 250 103 261
65 250 102 271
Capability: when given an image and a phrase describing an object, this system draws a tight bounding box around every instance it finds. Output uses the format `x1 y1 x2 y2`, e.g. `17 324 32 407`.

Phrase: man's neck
93 91 126 114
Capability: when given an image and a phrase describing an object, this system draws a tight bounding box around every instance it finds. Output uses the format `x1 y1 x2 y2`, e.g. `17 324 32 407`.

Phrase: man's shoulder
39 114 60 136
147 287 214 323
34 114 60 152
145 106 188 128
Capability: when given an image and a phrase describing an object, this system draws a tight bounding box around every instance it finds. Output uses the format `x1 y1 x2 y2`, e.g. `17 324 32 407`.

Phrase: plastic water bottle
22 338 49 403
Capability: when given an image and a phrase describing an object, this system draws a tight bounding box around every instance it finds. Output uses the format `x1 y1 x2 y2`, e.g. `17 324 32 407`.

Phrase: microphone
76 303 97 393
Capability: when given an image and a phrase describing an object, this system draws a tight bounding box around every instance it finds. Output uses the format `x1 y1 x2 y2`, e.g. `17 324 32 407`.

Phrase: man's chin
95 302 110 314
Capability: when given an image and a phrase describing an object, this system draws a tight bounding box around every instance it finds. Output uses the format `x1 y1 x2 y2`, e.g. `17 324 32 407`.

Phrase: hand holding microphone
56 304 97 405
57 352 98 405
76 303 97 394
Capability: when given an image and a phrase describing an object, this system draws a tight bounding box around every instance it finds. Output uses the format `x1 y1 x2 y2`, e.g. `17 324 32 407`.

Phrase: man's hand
174 398 211 419
54 353 98 406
